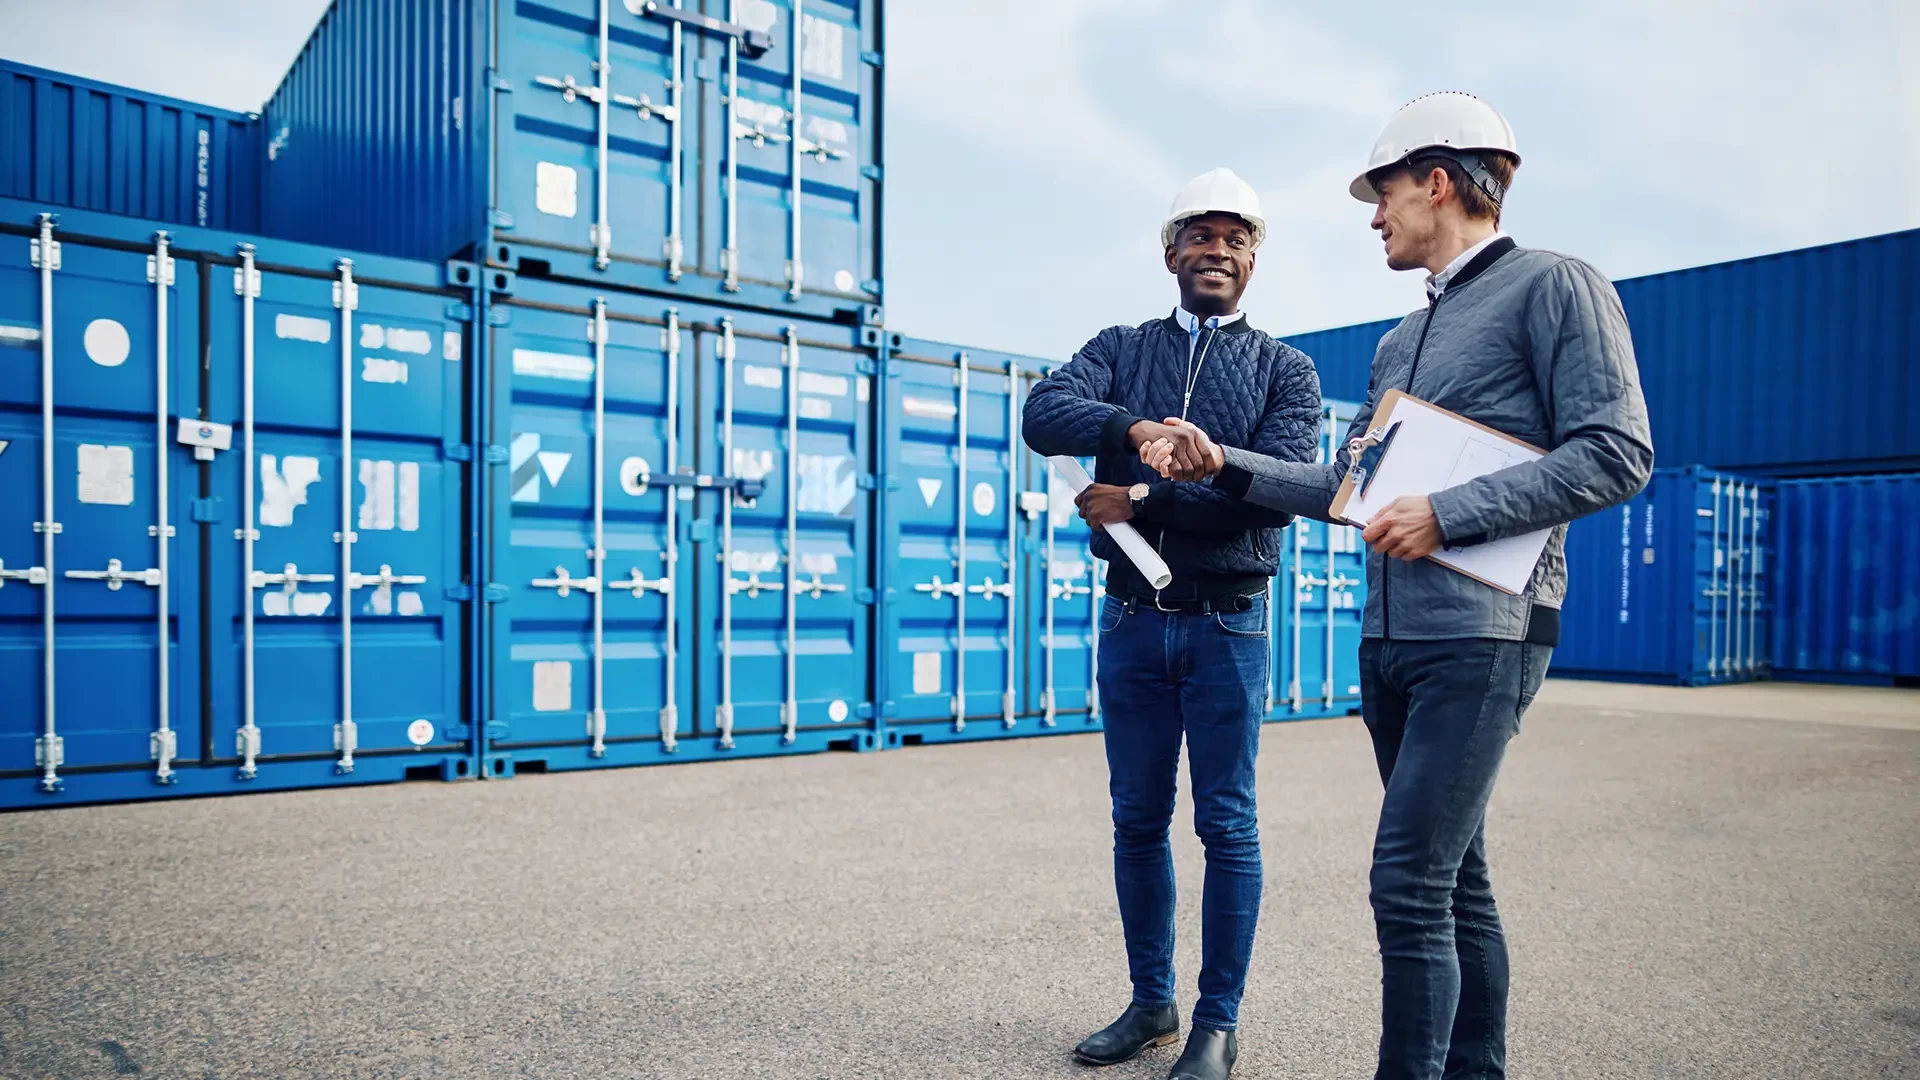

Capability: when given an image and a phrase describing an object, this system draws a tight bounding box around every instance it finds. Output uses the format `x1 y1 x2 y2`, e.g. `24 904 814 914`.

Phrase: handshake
1132 418 1226 482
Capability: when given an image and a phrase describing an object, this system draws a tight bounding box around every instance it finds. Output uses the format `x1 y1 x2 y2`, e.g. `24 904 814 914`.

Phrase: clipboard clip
1345 421 1401 500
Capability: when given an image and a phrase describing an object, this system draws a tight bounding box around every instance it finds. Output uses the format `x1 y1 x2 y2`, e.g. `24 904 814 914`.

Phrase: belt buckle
1152 591 1183 614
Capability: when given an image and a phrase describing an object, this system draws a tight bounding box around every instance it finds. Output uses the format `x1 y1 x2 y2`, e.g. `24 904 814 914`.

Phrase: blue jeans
1359 638 1552 1080
1096 592 1270 1032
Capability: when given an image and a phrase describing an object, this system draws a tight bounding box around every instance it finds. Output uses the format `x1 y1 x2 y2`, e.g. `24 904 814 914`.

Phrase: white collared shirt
1426 231 1508 301
1174 307 1245 359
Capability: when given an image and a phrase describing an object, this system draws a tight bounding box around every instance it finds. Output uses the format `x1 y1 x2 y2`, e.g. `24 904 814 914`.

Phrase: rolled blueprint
1048 456 1174 591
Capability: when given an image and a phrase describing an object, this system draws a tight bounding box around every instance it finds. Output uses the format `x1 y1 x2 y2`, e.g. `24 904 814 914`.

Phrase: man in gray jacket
1145 93 1652 1079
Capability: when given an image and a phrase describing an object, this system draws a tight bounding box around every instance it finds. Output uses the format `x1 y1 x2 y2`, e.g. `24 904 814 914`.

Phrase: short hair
1384 151 1518 224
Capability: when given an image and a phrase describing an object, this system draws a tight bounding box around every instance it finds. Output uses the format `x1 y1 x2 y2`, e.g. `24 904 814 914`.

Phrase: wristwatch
1128 483 1151 505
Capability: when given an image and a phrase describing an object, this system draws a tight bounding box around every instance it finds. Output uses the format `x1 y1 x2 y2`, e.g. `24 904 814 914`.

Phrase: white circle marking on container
620 455 652 496
84 319 131 367
834 269 856 292
972 482 995 517
406 719 435 746
828 699 849 723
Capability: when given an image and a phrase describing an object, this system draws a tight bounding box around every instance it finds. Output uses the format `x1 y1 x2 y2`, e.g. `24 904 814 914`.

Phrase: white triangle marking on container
917 477 942 507
537 450 572 487
0 440 8 458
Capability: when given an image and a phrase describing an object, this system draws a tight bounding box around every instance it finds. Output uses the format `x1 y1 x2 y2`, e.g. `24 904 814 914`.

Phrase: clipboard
1330 389 1551 595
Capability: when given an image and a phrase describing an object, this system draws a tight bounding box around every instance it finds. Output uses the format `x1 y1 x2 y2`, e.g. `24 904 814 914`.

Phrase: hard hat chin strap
1394 148 1507 207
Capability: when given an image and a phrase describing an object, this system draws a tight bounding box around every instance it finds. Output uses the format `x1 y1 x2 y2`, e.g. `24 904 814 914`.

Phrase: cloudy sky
4 0 1915 360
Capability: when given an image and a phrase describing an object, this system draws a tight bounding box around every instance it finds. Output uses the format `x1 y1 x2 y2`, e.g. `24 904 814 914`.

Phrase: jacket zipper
1383 294 1443 641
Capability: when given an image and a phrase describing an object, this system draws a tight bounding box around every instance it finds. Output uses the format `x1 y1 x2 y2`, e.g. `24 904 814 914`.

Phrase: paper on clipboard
1330 390 1550 595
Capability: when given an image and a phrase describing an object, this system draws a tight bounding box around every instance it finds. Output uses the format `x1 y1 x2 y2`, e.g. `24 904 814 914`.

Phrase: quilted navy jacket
1022 313 1324 589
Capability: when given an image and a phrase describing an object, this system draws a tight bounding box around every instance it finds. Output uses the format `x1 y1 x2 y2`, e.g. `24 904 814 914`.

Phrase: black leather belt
1116 591 1260 615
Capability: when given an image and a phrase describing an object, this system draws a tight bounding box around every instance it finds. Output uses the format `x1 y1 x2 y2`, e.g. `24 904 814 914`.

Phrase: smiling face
1165 212 1256 316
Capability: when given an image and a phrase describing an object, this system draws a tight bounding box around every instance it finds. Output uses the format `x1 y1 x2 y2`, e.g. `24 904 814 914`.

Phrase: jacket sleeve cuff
1212 463 1254 500
1133 481 1176 521
1101 410 1144 460
1429 487 1489 547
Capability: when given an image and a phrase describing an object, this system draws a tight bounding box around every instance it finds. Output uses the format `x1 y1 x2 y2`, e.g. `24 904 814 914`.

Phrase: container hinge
633 1 773 58
861 164 882 182
485 270 517 295
31 238 62 271
861 50 883 67
190 497 222 523
860 278 882 296
855 588 875 605
442 441 503 463
445 582 511 603
445 301 475 323
856 473 878 491
487 308 512 327
489 70 514 92
855 357 877 375
490 209 515 230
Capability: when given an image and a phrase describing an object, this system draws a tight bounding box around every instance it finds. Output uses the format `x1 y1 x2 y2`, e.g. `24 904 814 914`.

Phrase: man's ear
1165 244 1178 274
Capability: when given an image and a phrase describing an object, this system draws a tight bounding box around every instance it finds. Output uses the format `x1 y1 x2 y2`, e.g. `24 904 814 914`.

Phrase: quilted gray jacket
1022 313 1323 592
1214 239 1654 642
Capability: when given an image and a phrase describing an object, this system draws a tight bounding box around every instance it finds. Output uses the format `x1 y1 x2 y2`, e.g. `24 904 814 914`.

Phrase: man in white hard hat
1142 94 1653 1079
1021 168 1323 1080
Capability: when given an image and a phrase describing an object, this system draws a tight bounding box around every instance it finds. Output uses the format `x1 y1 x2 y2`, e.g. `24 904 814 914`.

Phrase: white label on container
743 364 784 390
536 162 579 218
358 459 419 532
913 652 942 695
260 454 321 527
398 461 420 531
736 0 777 33
533 660 572 712
802 13 845 79
77 444 135 505
799 396 833 420
828 699 849 723
386 328 433 355
0 323 41 347
513 348 594 381
834 270 856 293
972 482 995 518
806 116 851 148
856 376 870 402
397 591 424 617
407 719 435 746
275 314 331 344
362 356 409 384
730 549 780 573
443 331 462 362
734 97 789 132
83 319 131 367
361 324 386 349
732 448 775 482
620 455 652 496
800 552 839 575
264 589 332 617
796 453 856 516
902 396 957 421
1050 559 1087 582
918 477 943 507
799 372 848 398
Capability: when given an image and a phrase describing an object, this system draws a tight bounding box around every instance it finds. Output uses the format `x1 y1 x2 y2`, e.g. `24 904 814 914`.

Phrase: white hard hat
1162 167 1267 250
1348 92 1520 204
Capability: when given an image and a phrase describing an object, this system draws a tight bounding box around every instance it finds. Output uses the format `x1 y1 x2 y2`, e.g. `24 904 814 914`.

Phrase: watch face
1129 483 1150 501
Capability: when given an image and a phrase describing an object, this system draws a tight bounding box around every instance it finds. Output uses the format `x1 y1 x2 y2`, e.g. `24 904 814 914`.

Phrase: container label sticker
77 444 135 505
918 477 943 507
730 549 780 573
536 162 578 218
275 314 332 344
512 349 594 381
443 331 462 362
397 592 424 616
833 270 856 293
260 454 321 527
856 376 870 402
263 589 332 617
1050 559 1087 582
743 364 784 390
799 397 834 420
362 356 409 384
0 323 41 348
533 660 572 712
971 482 996 518
620 456 652 496
734 97 789 132
364 580 425 617
358 459 420 532
407 719 435 746
796 453 857 516
913 652 942 695
83 319 131 367
387 327 433 354
511 433 572 503
361 324 385 349
805 116 851 149
802 13 845 79
736 0 777 33
798 372 849 398
902 396 956 421
828 699 849 723
732 448 775 483
800 552 839 575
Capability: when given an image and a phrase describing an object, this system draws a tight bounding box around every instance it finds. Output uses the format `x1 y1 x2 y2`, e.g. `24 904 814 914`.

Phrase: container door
0 227 200 792
702 0 877 305
692 316 872 750
1690 472 1774 684
1266 402 1364 720
1018 369 1101 729
497 0 691 281
205 257 467 776
486 290 693 767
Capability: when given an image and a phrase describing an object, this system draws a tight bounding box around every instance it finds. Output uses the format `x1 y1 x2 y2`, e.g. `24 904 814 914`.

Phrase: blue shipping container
1771 473 1920 684
0 59 262 233
0 198 477 808
480 278 882 774
260 0 882 325
1555 466 1772 686
1280 230 1920 478
1264 399 1366 721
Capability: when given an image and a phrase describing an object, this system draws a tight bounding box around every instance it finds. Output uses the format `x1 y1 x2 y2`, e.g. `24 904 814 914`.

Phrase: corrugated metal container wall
1555 466 1773 686
1265 399 1366 721
0 198 478 809
260 0 883 325
481 278 883 774
1281 316 1397 404
1615 229 1920 476
0 60 262 233
1772 474 1920 685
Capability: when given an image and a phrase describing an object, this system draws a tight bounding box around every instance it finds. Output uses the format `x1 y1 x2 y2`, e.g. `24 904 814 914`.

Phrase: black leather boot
1166 1026 1236 1080
1072 1002 1180 1066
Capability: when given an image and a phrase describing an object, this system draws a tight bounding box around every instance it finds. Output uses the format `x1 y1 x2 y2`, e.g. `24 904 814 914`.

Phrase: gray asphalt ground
3 679 1917 1079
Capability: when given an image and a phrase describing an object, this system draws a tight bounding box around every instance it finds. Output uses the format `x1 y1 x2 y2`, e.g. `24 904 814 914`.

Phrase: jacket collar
1161 309 1257 337
1431 236 1517 300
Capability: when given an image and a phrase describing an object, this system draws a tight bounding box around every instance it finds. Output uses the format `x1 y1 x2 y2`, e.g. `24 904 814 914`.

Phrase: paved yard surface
2 679 1917 1079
